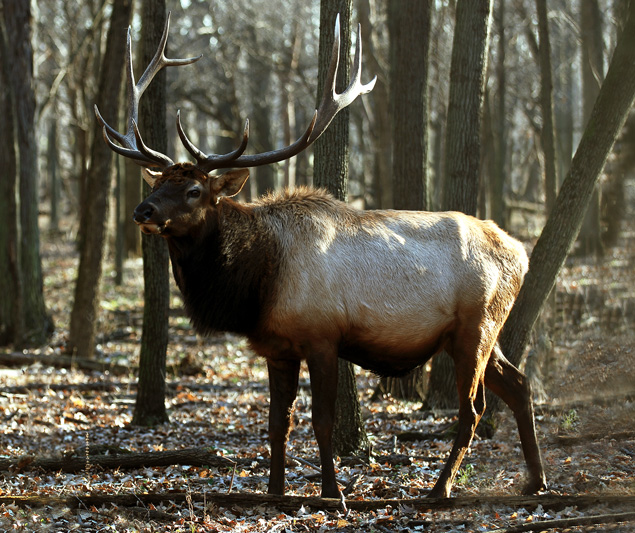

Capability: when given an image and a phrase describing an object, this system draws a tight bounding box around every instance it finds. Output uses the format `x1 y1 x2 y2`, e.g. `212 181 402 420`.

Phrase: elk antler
94 13 201 169
177 14 377 173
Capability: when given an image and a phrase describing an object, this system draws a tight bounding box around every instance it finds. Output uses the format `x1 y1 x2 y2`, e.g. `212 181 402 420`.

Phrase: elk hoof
522 477 547 495
427 486 450 499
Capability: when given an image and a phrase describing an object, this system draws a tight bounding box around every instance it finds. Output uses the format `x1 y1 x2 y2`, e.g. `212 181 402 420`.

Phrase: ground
0 217 633 531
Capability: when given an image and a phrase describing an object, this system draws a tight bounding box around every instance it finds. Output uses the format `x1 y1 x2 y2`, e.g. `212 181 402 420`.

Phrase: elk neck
164 198 282 337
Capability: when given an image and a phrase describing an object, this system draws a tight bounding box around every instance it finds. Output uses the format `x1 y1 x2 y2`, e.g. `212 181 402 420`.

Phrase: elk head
95 12 376 237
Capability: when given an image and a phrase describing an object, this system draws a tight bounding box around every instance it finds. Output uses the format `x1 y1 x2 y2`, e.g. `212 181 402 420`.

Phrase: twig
287 454 321 472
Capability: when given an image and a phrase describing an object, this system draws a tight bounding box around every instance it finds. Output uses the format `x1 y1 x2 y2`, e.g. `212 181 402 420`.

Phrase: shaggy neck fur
165 198 281 336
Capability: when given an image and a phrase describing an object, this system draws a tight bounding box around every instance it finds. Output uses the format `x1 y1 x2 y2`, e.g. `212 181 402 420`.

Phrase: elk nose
133 203 155 223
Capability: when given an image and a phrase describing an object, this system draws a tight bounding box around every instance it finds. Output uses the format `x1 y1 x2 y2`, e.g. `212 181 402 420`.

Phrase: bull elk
96 14 546 503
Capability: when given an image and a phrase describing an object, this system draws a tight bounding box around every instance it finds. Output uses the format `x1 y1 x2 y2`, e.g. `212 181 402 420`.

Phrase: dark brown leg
485 343 547 494
428 374 487 498
306 345 340 499
266 358 300 495
429 322 493 499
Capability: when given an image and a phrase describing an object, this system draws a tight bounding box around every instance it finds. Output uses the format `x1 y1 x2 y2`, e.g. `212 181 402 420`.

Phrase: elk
96 14 546 503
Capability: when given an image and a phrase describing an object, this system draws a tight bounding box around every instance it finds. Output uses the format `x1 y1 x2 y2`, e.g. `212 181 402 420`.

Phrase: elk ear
210 169 250 198
142 168 162 188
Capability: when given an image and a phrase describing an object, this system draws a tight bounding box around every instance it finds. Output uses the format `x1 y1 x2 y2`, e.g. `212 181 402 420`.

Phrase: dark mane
166 201 280 336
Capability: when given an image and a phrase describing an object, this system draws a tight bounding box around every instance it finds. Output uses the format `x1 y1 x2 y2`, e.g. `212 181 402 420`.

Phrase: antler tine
95 12 202 170
310 18 377 143
178 13 375 174
177 111 250 169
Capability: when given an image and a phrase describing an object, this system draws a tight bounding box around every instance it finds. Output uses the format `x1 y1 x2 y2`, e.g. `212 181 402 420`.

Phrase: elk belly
338 334 448 377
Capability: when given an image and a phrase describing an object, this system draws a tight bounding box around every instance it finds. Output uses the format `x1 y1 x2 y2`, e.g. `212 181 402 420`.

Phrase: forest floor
0 208 634 531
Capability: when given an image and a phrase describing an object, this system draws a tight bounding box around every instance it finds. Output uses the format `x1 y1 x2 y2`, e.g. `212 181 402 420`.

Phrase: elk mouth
136 220 168 235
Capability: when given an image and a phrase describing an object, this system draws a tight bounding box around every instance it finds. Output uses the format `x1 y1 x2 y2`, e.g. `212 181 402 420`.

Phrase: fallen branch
0 492 633 515
0 351 130 376
0 447 237 473
554 430 635 446
535 390 635 413
489 511 635 532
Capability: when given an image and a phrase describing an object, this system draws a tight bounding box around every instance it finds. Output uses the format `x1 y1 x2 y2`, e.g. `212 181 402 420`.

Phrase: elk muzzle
133 201 165 234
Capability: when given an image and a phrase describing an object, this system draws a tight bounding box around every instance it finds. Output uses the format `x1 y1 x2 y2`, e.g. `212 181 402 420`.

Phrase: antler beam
94 13 201 170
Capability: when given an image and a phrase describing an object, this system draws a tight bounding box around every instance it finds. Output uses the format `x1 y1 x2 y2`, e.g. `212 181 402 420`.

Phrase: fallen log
0 492 633 514
0 447 238 473
0 351 130 376
489 511 635 532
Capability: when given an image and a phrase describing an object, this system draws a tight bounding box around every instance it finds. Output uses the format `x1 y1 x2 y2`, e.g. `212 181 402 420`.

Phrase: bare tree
0 9 22 346
578 0 605 256
67 0 133 359
132 0 172 427
2 0 52 347
536 0 558 215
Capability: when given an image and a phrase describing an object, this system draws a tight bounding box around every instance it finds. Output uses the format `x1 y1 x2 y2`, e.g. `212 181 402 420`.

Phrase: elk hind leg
484 343 547 494
429 336 489 498
267 358 301 495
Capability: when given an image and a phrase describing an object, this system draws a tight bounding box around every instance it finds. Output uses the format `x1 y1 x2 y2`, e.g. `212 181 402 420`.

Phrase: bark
578 0 605 256
0 12 22 346
248 26 276 195
442 0 492 214
313 0 368 456
358 0 392 209
67 0 132 358
47 119 60 233
490 0 506 227
553 0 575 184
124 157 141 256
389 0 431 211
131 0 170 427
379 0 432 401
500 0 635 368
428 0 492 410
536 0 558 215
3 0 52 347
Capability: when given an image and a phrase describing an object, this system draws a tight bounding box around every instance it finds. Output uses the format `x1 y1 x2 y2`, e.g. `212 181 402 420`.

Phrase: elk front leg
485 343 547 494
266 358 300 495
306 345 340 499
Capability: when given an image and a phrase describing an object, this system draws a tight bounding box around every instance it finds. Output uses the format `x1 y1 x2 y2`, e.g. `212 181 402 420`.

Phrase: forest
0 0 634 531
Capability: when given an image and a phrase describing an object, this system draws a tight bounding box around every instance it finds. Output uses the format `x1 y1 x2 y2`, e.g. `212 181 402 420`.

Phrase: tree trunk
500 0 635 368
441 0 492 214
358 0 392 209
249 26 276 195
124 157 141 257
490 0 507 227
0 12 23 346
47 119 60 233
379 0 432 401
428 0 492 410
67 0 132 359
536 0 558 215
3 0 52 347
313 0 368 457
578 0 605 256
132 0 170 427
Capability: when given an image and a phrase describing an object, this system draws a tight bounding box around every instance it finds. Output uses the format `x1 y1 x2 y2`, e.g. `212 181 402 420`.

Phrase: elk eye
187 188 201 199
